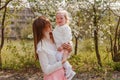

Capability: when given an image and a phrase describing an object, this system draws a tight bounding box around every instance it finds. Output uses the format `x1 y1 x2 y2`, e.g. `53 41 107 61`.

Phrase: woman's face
43 24 52 34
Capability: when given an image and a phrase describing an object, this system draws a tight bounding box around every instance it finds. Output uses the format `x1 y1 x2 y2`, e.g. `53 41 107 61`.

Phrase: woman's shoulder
37 40 52 54
37 41 43 53
37 40 47 52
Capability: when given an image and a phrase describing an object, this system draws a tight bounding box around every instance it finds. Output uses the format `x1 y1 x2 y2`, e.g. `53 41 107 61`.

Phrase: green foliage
21 24 33 39
1 40 40 70
69 52 109 73
69 39 117 73
1 39 120 75
113 62 120 71
4 26 12 37
78 39 94 52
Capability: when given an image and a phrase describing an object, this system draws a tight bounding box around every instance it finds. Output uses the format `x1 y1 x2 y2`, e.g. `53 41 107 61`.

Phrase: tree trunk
93 3 102 67
113 17 120 55
112 17 120 62
0 0 1 6
110 36 114 58
118 30 120 50
0 6 7 68
74 37 78 55
108 9 114 59
94 30 102 67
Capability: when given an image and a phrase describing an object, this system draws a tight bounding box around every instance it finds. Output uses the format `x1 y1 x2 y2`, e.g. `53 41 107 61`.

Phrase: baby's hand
62 43 72 53
57 46 63 51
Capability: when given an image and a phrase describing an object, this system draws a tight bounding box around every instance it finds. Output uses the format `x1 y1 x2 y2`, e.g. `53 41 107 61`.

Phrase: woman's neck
43 33 54 43
44 35 50 40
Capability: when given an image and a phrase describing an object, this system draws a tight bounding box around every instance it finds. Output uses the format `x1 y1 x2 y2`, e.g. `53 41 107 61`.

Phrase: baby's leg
63 61 72 69
56 49 69 61
67 70 76 80
63 61 76 80
63 61 72 79
63 49 70 59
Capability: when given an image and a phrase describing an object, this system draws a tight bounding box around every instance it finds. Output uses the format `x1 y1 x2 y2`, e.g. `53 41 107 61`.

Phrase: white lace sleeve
36 43 63 75
37 50 63 75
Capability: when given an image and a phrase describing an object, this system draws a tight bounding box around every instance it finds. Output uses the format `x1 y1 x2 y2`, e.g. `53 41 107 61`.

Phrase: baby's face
56 13 67 26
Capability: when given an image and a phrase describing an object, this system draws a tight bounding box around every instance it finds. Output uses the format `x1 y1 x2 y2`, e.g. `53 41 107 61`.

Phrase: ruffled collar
56 24 68 29
37 39 57 55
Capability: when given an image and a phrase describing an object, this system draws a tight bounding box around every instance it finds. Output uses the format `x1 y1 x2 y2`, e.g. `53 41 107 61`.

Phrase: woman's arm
37 50 66 75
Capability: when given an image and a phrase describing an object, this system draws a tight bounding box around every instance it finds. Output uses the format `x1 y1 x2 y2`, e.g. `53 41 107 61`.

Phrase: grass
1 39 40 70
1 39 120 74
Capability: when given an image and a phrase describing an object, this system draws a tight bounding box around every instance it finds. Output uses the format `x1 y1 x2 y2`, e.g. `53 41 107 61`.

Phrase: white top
36 39 63 75
53 24 72 48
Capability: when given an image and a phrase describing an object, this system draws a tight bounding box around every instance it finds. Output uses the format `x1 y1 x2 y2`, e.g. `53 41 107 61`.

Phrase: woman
33 16 72 80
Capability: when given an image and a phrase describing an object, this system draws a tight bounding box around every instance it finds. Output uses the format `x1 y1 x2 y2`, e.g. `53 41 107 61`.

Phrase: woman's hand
61 42 72 53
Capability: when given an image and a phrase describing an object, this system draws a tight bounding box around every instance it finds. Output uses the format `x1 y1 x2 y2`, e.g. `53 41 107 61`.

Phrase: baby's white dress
53 24 76 80
53 24 72 48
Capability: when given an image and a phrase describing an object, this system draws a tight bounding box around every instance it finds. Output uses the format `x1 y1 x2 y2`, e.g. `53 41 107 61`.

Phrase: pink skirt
44 68 67 80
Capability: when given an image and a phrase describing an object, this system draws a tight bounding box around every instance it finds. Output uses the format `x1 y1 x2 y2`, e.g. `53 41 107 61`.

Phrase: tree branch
0 0 1 7
109 7 120 17
0 6 7 51
0 0 12 10
97 7 108 21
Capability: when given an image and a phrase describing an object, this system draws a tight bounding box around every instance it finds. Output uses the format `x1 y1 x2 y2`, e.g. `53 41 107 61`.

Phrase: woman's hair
33 16 51 60
56 10 71 24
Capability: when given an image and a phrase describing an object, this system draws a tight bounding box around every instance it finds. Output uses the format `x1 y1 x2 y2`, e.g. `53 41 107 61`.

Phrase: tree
109 7 120 62
27 0 63 24
0 0 12 68
26 0 120 66
68 0 109 67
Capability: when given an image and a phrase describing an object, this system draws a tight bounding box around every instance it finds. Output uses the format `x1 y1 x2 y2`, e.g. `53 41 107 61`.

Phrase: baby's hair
56 9 71 24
